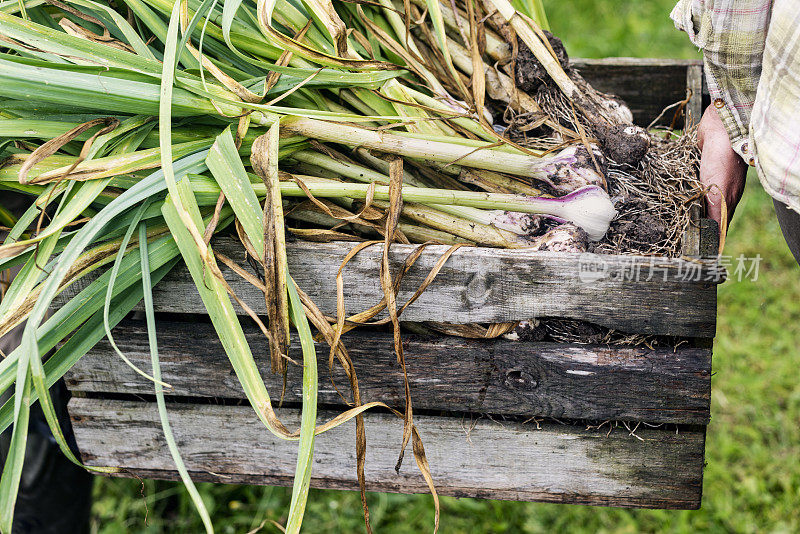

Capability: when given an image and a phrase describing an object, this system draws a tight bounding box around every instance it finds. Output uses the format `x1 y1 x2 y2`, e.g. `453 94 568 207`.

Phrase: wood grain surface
59 238 720 337
65 318 712 424
70 398 705 509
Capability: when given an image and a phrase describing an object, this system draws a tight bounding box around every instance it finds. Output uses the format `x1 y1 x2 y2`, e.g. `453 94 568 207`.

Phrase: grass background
90 1 800 532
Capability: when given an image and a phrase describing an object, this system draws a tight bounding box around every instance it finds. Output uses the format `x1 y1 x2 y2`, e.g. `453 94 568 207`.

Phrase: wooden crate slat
686 64 704 127
65 318 712 424
69 398 705 509
60 238 719 337
573 58 702 127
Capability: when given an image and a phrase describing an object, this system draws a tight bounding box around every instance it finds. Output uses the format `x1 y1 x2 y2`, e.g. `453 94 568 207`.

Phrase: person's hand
697 106 748 227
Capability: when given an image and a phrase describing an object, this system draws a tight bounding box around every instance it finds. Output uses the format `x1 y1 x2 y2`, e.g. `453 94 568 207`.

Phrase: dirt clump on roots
514 31 571 93
592 130 703 257
592 123 651 167
596 197 669 251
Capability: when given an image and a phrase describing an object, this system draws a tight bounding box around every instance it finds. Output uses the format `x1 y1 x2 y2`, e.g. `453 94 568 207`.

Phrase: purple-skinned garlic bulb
530 145 607 195
514 185 617 241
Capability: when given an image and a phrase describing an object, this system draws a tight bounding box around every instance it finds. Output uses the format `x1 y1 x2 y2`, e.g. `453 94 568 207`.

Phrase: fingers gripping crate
61 59 718 510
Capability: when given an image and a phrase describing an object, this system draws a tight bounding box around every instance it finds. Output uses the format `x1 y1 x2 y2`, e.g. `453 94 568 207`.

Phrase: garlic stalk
281 117 607 187
190 175 617 240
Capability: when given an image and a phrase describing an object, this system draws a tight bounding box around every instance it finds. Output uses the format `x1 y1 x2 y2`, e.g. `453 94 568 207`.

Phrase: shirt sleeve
671 0 771 163
750 1 800 213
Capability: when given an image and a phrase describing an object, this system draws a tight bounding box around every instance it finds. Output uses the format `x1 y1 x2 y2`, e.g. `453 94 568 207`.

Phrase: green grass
543 0 700 59
90 1 800 532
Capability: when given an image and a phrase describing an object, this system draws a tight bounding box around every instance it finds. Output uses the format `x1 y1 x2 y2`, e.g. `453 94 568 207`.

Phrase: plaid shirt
672 0 800 213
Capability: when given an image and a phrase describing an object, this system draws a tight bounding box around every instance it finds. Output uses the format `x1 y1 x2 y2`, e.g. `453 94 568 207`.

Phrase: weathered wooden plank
699 218 720 258
572 58 702 127
681 203 719 260
65 318 712 424
686 64 704 127
682 205 702 258
69 398 705 509
58 238 720 337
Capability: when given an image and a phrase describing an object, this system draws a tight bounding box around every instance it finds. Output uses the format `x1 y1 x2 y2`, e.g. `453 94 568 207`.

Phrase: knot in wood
505 369 538 390
461 270 493 309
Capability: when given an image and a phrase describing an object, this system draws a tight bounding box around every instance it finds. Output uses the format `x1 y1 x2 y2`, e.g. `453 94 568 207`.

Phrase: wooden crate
62 58 718 510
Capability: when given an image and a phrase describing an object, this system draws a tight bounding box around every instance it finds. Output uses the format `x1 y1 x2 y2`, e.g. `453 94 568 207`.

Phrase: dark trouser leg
773 199 800 266
0 381 94 534
1 298 94 534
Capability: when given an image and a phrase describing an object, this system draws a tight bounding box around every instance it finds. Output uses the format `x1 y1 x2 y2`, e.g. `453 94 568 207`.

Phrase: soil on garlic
592 123 651 167
514 31 571 93
600 198 669 249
